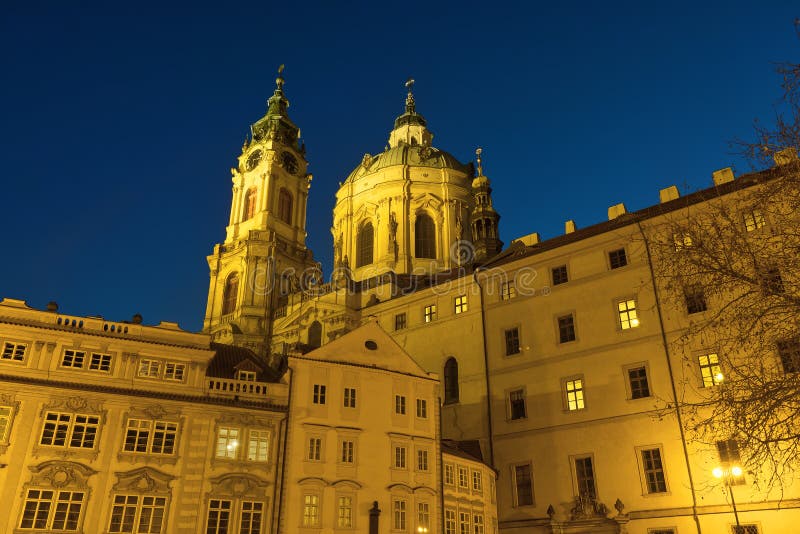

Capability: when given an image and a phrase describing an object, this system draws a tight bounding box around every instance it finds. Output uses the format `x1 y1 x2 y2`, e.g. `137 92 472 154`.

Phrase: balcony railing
206 378 270 399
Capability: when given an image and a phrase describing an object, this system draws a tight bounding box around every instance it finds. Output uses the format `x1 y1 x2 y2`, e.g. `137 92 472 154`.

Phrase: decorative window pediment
113 467 174 494
208 473 270 498
29 460 97 489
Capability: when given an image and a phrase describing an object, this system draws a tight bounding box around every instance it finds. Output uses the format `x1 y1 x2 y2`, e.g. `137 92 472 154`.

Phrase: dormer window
237 370 256 382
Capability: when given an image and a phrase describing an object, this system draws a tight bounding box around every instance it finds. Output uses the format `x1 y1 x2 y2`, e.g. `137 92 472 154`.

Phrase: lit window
20 489 85 531
513 464 534 506
307 437 322 461
509 389 526 420
505 327 521 355
416 398 427 418
641 448 667 493
454 295 468 314
393 499 407 531
744 209 766 232
685 286 707 314
394 446 407 469
501 281 517 300
458 467 469 488
164 363 185 382
109 495 167 533
565 379 585 411
1 341 26 361
343 387 357 408
472 470 483 492
40 412 100 449
302 495 320 527
618 299 640 329
247 430 270 462
558 314 576 343
123 419 178 455
699 353 723 387
313 384 326 405
424 304 437 323
628 366 651 399
337 496 353 528
552 265 568 285
215 427 240 459
575 456 597 499
395 395 406 415
417 449 429 471
394 313 407 331
417 502 430 532
444 464 455 486
609 248 627 269
778 338 800 374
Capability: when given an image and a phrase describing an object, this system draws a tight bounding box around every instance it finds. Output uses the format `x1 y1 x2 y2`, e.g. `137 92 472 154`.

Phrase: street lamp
416 527 428 533
713 465 743 530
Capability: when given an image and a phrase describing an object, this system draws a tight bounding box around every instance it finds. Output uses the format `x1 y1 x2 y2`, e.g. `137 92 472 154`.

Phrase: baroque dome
344 143 472 184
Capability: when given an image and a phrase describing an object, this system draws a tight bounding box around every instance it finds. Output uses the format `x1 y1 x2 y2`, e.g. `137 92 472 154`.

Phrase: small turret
470 148 503 262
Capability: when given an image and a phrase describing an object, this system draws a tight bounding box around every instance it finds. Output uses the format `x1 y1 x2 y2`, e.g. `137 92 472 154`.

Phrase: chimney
607 203 627 220
517 232 540 247
565 220 576 234
712 167 734 186
659 185 680 204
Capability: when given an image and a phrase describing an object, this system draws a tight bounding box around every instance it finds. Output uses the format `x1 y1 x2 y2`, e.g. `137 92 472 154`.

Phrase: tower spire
470 147 503 262
251 64 298 144
405 78 416 114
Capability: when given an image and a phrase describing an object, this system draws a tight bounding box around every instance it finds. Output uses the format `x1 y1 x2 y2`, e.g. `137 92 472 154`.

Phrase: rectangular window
628 366 651 399
552 265 568 285
247 430 270 462
473 514 485 534
61 349 86 368
459 511 471 534
444 464 455 485
308 437 322 461
20 488 85 531
89 352 112 371
239 501 263 534
417 449 429 471
416 398 427 418
445 510 457 534
0 405 13 443
163 363 185 382
206 499 231 534
337 496 353 528
123 419 177 455
641 448 668 493
216 427 240 458
717 439 745 485
302 495 320 527
558 314 576 343
685 286 708 314
313 384 326 405
609 248 628 269
618 299 640 329
393 500 407 531
501 281 517 300
458 467 469 488
395 395 406 415
778 338 800 374
565 379 585 411
1 341 26 361
699 353 723 387
732 525 760 534
575 456 597 499
513 464 534 506
744 209 766 232
40 412 100 449
424 304 437 323
472 470 483 492
455 295 468 314
417 502 430 531
237 370 257 381
509 389 526 420
341 440 355 463
343 387 357 408
394 446 407 469
648 529 677 534
109 495 167 533
138 359 161 378
394 312 407 331
505 327 521 356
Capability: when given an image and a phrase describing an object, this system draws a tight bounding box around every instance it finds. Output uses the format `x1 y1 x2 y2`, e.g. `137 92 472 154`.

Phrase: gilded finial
276 64 285 90
278 64 285 75
404 77 416 113
476 147 483 175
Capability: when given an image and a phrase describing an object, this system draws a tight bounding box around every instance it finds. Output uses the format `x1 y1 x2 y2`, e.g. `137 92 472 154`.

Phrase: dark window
415 214 436 259
558 314 576 343
356 222 374 267
308 321 322 349
394 313 407 331
609 248 627 269
575 457 596 499
685 286 707 314
222 273 239 315
343 388 356 408
628 366 650 399
778 338 800 373
509 389 526 420
243 187 258 221
443 358 459 404
649 529 677 534
732 526 760 534
505 328 521 356
552 265 568 285
277 188 293 225
312 384 326 405
514 464 534 506
641 448 667 493
760 266 785 294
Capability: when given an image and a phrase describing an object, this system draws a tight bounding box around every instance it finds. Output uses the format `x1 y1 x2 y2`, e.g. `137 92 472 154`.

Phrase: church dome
344 144 471 184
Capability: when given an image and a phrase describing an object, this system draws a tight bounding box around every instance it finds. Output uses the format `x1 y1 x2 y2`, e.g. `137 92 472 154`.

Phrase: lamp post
713 465 743 530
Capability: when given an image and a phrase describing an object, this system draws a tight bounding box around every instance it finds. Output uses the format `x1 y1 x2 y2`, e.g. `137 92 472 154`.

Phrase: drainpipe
273 365 294 534
473 268 495 467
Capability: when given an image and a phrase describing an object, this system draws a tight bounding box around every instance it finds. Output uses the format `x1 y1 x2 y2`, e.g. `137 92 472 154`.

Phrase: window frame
394 312 407 331
624 363 651 400
343 387 357 408
617 298 640 330
572 454 598 500
312 384 327 405
39 411 101 450
454 294 468 314
395 395 407 415
698 353 723 387
637 445 669 495
557 313 576 343
608 247 628 269
508 388 527 421
424 304 437 323
123 418 179 456
551 264 569 286
1 341 27 362
504 326 521 356
108 494 169 534
563 376 586 412
501 281 517 300
511 462 534 507
20 488 86 531
415 398 427 419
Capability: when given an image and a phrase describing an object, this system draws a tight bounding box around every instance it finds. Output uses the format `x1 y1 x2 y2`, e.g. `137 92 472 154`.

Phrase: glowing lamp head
714 372 724 383
712 467 724 478
631 318 640 327
731 466 743 477
227 440 239 451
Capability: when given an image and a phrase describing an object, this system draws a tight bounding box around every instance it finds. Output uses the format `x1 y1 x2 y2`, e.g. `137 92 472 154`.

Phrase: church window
242 187 257 221
308 321 322 348
277 188 293 225
415 214 436 259
356 222 374 267
222 273 239 316
444 357 459 404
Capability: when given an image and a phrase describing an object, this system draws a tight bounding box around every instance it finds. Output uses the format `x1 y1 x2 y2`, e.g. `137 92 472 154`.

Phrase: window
337 496 353 528
1 341 26 361
237 370 256 381
394 313 407 331
417 502 430 532
685 286 708 314
417 449 429 471
565 379 585 411
505 327 521 356
61 350 112 372
109 495 167 533
206 499 264 534
717 439 745 485
394 446 407 469
513 464 534 506
552 265 568 285
760 266 785 294
473 514 484 534
124 419 178 455
732 525 760 534
744 209 766 232
40 412 100 449
163 363 185 382
341 440 355 463
242 187 257 221
628 366 651 399
472 470 483 492
501 281 517 300
216 427 269 462
61 349 85 368
393 499 407 530
343 387 357 408
308 320 322 349
641 448 668 493
444 464 455 486
395 395 406 415
222 272 239 316
247 430 270 462
459 511 471 534
313 384 326 405
424 304 437 323
415 214 436 259
454 295 468 314
699 353 723 387
138 359 161 378
609 248 628 269
458 467 469 488
0 405 13 442
445 510 457 534
558 314 576 343
308 437 322 461
444 357 459 404
302 495 320 527
356 222 374 267
277 188 293 225
575 456 597 499
778 338 800 373
20 488 85 531
206 499 230 534
618 299 640 329
416 398 427 418
509 389 526 420
648 529 677 534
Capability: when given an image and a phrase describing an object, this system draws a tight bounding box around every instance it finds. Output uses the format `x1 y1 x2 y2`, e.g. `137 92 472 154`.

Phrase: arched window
444 357 459 404
222 272 239 316
415 214 436 259
242 187 257 221
308 321 322 349
356 222 374 268
278 188 293 225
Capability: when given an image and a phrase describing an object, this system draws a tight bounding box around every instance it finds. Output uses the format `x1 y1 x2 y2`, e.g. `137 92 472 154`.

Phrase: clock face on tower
281 151 299 175
246 150 262 171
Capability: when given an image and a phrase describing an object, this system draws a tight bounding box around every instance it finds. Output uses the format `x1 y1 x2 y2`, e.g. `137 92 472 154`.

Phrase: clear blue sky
1 2 797 331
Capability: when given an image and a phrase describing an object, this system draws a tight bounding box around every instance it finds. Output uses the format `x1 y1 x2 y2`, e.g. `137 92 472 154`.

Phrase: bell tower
203 67 317 354
470 148 503 262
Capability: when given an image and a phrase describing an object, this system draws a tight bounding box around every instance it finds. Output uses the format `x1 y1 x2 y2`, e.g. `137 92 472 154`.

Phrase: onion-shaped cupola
470 148 503 262
250 65 300 146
